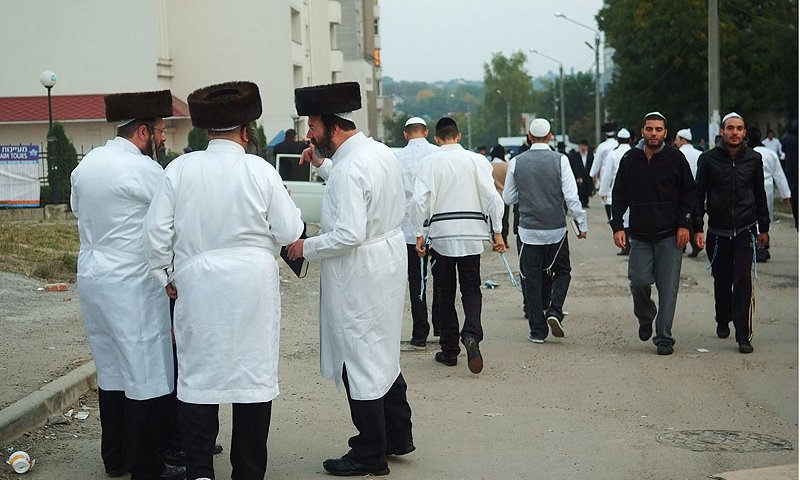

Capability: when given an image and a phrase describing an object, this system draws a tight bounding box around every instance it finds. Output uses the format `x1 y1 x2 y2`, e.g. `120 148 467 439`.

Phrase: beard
310 125 336 158
245 124 259 155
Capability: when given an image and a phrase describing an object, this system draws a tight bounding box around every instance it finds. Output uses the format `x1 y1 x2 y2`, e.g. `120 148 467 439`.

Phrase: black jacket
693 144 769 236
611 144 696 242
568 149 593 180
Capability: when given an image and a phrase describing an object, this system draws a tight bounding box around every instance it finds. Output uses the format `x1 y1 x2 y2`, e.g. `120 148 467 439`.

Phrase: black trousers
342 366 413 464
179 401 271 480
519 237 572 339
406 245 439 341
431 249 483 356
501 204 510 246
98 388 166 479
707 229 756 343
578 176 592 207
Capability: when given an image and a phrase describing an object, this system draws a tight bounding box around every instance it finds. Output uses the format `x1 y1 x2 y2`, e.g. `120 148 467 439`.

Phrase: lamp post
554 13 601 146
496 89 511 137
40 70 57 205
530 49 566 145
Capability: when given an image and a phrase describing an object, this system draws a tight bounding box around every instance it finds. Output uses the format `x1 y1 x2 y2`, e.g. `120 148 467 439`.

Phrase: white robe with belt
70 137 173 400
754 145 791 222
304 132 407 401
143 139 303 404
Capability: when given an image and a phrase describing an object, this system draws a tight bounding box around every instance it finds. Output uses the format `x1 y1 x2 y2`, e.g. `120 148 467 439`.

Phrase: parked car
274 153 324 224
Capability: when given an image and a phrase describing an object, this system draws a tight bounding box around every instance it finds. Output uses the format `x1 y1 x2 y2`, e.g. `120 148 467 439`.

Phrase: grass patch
0 220 80 282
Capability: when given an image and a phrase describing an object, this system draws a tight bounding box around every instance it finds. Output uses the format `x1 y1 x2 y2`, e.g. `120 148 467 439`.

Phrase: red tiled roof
0 94 190 123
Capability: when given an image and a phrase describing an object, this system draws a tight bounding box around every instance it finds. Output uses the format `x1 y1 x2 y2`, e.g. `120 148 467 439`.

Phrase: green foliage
43 122 79 205
382 114 408 147
598 0 798 137
529 70 597 143
476 52 536 144
253 122 267 158
187 127 208 152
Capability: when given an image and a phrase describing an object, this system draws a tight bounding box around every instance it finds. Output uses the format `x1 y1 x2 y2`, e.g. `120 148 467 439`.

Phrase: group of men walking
70 73 781 480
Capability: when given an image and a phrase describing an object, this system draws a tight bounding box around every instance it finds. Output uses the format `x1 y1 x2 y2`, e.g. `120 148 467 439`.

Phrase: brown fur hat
104 90 173 122
188 81 262 129
294 82 361 116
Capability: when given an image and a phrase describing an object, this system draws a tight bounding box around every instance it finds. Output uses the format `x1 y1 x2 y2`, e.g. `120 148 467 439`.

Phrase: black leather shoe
212 443 223 455
409 338 426 348
435 351 457 366
323 454 389 476
106 467 127 478
159 465 186 480
463 337 483 374
386 442 415 456
639 323 653 341
656 344 673 355
716 323 730 338
738 341 754 354
163 444 222 466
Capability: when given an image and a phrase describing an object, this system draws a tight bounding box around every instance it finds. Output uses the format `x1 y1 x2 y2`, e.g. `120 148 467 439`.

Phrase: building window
373 18 379 35
291 7 302 44
330 23 338 50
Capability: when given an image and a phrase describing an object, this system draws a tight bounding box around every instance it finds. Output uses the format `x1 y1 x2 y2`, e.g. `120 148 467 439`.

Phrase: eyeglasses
151 127 167 135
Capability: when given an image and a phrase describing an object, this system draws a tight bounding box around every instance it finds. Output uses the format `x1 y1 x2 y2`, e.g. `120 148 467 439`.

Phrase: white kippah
117 119 135 127
722 112 743 124
334 111 354 122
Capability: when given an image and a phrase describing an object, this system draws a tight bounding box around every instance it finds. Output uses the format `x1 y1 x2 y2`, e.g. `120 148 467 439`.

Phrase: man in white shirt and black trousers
503 118 588 344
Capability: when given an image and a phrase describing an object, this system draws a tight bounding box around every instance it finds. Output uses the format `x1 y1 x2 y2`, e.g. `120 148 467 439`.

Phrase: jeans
628 236 683 346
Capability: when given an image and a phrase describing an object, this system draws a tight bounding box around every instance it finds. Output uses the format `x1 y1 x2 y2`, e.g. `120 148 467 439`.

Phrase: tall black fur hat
104 90 173 122
188 81 262 129
294 82 361 116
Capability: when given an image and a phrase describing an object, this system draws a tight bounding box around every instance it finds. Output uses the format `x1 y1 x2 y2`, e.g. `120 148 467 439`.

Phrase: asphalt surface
1 198 797 479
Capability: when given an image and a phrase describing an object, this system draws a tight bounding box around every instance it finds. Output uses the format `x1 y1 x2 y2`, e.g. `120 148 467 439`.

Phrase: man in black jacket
568 140 594 207
611 112 696 355
693 112 769 354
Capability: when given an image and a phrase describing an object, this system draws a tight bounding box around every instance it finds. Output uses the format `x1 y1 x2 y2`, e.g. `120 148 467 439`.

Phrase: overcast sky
380 0 606 82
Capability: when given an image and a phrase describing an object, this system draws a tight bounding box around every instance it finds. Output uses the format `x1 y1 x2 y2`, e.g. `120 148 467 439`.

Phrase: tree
42 122 79 205
598 0 798 136
476 52 536 145
530 70 596 142
187 127 208 152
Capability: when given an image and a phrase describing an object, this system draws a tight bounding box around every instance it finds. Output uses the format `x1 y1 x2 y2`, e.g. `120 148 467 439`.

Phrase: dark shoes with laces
322 453 389 476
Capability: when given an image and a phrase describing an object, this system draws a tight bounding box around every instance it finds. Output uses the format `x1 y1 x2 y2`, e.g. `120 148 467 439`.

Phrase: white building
0 1 383 154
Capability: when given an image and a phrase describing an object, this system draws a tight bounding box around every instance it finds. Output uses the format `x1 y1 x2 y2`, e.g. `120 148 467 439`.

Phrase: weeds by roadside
0 220 79 282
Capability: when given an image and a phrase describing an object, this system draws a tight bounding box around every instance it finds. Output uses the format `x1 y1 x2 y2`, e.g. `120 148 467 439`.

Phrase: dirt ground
1 206 797 479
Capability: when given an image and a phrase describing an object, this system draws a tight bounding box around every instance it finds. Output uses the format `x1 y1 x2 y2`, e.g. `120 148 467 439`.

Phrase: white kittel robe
304 132 407 401
70 136 174 400
143 139 303 404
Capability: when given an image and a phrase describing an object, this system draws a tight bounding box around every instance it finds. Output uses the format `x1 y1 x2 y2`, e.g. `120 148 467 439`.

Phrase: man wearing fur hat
144 81 304 480
70 90 184 480
286 82 414 477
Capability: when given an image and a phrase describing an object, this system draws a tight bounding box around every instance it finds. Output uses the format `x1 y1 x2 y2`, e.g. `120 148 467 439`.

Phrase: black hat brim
104 90 173 122
188 81 262 129
294 82 361 116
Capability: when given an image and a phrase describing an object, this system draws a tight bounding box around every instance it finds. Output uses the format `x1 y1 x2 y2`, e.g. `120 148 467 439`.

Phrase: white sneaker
528 335 545 344
546 315 565 337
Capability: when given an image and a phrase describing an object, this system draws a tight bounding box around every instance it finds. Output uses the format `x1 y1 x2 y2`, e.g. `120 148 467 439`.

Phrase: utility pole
708 0 720 146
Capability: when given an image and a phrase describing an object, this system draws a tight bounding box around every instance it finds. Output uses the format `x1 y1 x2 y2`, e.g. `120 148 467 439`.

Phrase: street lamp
39 70 57 205
496 89 511 137
554 12 601 146
530 49 566 145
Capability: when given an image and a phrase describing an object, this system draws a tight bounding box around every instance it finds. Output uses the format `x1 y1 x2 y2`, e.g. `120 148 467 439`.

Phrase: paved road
1 197 797 479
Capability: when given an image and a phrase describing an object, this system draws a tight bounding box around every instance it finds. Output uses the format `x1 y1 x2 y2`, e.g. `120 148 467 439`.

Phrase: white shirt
410 143 504 257
589 136 619 178
394 137 439 244
503 143 587 245
762 137 783 159
678 143 702 179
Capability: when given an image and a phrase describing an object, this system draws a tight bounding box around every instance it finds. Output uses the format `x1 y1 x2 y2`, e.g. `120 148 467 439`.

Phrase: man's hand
694 232 705 249
577 177 583 185
757 232 769 247
415 236 427 257
287 239 305 260
492 233 507 253
299 145 324 168
600 195 607 203
613 230 627 249
165 283 178 300
783 197 791 206
577 231 587 239
676 227 690 248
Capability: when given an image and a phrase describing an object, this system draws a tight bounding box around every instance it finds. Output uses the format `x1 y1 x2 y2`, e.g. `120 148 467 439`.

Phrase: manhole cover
656 430 792 452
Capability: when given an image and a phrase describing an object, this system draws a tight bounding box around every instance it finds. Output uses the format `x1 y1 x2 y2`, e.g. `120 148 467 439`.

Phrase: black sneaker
656 344 673 355
462 337 483 374
409 338 426 348
323 453 389 476
716 323 730 338
159 465 186 480
546 315 565 338
434 351 457 366
639 323 653 341
386 442 415 456
738 341 754 354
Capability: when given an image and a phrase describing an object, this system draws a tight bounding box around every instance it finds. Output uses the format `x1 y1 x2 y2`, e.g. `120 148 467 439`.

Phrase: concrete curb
0 361 96 445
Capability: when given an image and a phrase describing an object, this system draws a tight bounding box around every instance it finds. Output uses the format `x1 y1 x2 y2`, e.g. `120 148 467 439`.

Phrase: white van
274 153 324 224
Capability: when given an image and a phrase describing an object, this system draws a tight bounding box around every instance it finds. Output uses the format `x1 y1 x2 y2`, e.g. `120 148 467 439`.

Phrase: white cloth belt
361 228 401 247
82 244 143 262
172 245 278 282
